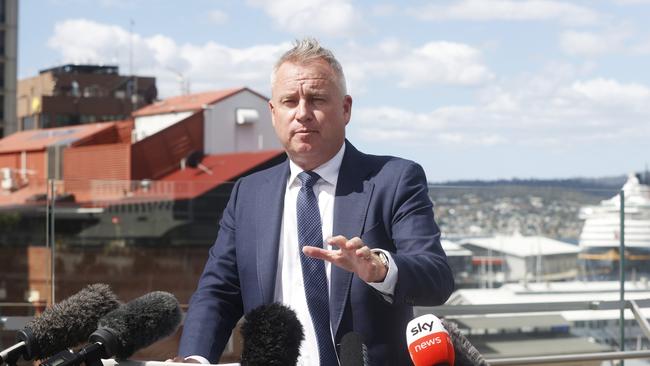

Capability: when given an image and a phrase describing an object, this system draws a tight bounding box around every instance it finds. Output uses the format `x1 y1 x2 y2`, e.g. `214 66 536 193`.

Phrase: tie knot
298 171 320 188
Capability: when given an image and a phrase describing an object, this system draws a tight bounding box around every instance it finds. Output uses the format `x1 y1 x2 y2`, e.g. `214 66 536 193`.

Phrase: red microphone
406 314 455 366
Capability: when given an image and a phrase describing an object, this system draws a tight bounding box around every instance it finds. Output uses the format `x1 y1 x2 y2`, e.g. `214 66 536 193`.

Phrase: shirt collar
288 142 346 187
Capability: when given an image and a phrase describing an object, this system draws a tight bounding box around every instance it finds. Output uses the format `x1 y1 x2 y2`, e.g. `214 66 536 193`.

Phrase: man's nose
295 99 313 123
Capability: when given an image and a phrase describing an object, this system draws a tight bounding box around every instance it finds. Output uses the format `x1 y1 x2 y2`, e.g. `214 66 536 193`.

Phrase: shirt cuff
185 355 210 364
367 249 398 300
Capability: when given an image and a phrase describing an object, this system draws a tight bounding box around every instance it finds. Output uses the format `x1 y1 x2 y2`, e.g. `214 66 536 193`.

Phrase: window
41 114 51 128
22 116 34 130
80 115 97 123
55 114 80 127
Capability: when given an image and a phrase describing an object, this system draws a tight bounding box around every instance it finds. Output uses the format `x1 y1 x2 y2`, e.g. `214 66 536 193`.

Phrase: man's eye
282 99 297 106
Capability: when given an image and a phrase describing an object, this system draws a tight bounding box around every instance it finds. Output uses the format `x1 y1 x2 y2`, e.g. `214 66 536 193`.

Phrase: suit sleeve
178 179 244 363
389 162 455 306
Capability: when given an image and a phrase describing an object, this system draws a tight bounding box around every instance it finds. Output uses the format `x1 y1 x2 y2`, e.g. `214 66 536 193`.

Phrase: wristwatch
372 249 389 269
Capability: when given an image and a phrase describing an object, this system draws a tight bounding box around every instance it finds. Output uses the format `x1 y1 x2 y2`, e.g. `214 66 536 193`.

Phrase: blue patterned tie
297 171 338 366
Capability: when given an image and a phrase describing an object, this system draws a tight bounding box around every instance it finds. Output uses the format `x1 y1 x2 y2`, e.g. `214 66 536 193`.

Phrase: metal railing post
619 189 625 363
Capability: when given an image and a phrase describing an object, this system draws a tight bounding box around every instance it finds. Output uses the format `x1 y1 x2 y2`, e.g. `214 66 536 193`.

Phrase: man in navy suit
177 38 454 365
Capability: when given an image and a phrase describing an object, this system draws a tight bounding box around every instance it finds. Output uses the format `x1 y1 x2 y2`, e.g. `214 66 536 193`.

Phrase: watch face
377 252 389 267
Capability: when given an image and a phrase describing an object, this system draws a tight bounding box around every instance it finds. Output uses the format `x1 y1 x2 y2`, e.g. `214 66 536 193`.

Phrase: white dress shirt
273 143 397 365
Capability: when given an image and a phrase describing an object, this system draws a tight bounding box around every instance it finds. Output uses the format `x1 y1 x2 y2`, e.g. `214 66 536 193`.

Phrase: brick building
16 64 157 132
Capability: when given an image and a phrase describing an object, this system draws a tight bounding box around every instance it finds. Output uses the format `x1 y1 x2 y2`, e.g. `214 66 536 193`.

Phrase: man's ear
269 100 276 126
343 95 352 125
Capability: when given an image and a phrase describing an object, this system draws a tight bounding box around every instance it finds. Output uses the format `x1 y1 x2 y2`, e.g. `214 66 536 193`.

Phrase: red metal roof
155 149 284 200
97 149 284 203
0 150 284 207
132 87 268 117
0 121 128 154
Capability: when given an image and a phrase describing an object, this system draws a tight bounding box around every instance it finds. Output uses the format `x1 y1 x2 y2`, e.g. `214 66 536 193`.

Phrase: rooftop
0 122 128 154
460 235 579 257
132 88 267 117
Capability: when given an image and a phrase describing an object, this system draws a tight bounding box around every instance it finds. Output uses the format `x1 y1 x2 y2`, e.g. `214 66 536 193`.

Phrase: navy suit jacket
179 141 454 365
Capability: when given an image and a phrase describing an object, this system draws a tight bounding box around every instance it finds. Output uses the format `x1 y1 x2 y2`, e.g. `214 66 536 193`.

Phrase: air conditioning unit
1 168 18 191
236 108 259 125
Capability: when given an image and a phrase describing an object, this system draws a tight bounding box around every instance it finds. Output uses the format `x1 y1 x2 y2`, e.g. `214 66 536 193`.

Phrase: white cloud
246 0 363 37
632 39 650 54
410 0 600 26
560 29 629 56
48 19 288 97
207 9 229 25
571 78 650 105
48 19 133 64
398 42 494 86
612 0 650 4
352 70 650 148
343 40 493 90
44 21 485 102
371 3 398 17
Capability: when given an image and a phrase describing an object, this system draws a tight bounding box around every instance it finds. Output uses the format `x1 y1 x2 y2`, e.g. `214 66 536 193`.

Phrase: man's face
269 59 352 170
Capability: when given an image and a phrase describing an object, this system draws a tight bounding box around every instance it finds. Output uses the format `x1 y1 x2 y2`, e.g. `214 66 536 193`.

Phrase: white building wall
133 112 193 142
507 256 527 281
204 90 280 154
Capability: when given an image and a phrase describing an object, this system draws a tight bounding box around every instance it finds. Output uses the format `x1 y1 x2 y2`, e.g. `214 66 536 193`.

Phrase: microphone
441 319 489 366
40 291 182 366
406 314 455 366
239 303 304 366
0 283 120 366
339 332 368 366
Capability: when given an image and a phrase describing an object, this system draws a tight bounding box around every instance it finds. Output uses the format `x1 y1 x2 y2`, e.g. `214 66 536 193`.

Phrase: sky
19 0 650 182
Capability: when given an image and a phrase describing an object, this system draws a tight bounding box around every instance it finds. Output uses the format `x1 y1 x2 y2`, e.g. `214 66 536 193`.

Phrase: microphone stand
40 329 118 366
40 344 104 366
0 341 26 366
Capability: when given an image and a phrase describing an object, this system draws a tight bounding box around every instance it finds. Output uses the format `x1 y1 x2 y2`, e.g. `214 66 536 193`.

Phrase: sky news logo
413 333 444 352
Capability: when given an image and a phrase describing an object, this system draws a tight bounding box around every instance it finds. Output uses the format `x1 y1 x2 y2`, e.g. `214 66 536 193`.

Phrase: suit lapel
256 162 290 304
330 141 374 337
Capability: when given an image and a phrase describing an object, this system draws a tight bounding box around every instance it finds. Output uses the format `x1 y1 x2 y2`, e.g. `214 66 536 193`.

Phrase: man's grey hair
271 37 347 95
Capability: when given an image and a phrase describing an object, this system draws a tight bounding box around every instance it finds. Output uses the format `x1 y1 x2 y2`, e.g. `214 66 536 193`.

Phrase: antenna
129 19 138 112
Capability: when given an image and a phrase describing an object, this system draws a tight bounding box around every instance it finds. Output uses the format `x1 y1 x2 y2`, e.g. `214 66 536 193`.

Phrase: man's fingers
355 246 372 260
345 237 364 251
326 235 348 248
303 245 337 261
165 356 199 364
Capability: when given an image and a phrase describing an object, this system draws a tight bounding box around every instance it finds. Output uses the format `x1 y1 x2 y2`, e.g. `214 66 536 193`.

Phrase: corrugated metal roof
66 150 285 205
460 235 580 257
442 239 473 256
132 88 267 117
157 150 284 200
0 122 126 153
0 149 284 207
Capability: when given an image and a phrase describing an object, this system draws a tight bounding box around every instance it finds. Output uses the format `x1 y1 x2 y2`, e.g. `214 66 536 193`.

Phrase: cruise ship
579 172 650 280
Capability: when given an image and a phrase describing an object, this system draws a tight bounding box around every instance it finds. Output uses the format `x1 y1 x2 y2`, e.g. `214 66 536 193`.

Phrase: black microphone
40 291 182 366
0 283 120 366
239 303 304 366
339 332 368 366
441 319 489 366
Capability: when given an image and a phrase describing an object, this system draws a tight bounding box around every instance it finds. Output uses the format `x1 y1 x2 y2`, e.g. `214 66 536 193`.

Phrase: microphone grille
340 332 368 366
23 284 120 359
240 303 304 366
98 291 182 359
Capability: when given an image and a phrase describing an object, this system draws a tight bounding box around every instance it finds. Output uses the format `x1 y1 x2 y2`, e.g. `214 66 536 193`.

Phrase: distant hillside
431 175 627 191
426 174 630 241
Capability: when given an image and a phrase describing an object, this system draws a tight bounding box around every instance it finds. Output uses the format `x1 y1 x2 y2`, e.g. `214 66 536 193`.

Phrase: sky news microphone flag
406 314 455 366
